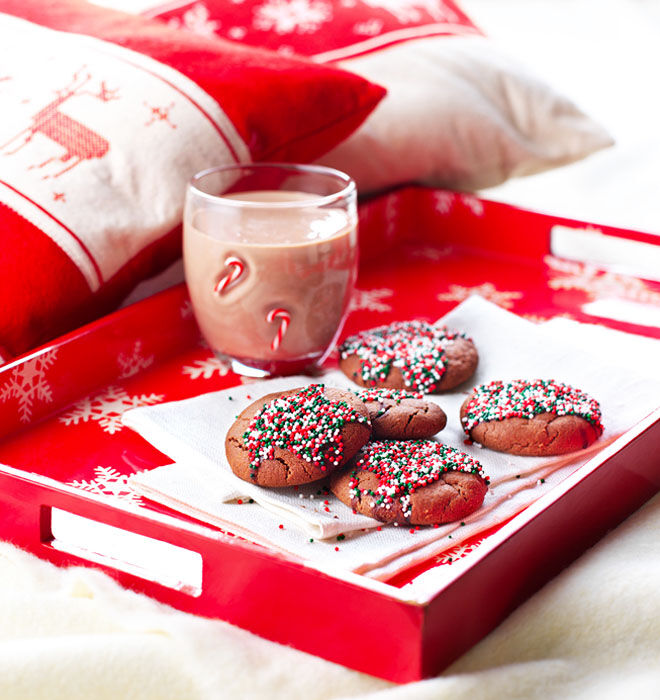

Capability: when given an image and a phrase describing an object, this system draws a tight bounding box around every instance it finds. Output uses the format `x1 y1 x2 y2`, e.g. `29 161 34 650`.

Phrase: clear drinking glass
183 163 358 377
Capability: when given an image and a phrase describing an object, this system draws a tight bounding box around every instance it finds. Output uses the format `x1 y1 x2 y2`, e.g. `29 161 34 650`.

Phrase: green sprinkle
338 321 469 393
348 440 488 518
336 534 346 541
462 378 603 436
243 384 368 473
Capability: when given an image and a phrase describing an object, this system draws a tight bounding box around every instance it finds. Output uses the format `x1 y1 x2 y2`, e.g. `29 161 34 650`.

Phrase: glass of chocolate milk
183 163 358 376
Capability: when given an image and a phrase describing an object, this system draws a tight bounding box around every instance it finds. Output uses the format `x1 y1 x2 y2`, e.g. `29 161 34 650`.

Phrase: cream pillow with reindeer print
0 0 384 361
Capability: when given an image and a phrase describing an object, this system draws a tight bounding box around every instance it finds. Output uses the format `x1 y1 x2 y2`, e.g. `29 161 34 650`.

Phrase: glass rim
188 162 356 209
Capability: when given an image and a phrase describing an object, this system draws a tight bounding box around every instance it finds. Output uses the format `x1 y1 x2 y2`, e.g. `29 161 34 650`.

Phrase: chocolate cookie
353 388 447 439
460 379 603 456
338 320 477 393
225 384 371 487
330 440 488 525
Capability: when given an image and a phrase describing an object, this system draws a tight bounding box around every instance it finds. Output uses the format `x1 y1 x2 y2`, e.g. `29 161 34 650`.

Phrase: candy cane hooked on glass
266 307 290 351
213 256 245 295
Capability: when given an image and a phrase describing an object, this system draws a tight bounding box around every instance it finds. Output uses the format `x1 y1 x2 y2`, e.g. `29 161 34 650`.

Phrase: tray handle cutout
43 506 203 597
550 225 660 283
551 225 660 329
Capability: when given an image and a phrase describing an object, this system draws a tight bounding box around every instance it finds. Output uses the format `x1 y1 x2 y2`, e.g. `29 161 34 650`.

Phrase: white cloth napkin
376 313 660 586
125 375 381 541
122 296 660 578
130 454 380 545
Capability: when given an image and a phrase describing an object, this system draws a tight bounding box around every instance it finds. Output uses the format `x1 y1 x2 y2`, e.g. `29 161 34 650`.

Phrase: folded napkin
122 296 660 579
375 313 660 586
125 375 380 541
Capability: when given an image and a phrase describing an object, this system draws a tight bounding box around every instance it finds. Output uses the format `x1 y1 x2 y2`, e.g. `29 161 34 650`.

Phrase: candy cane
213 256 245 295
266 307 290 351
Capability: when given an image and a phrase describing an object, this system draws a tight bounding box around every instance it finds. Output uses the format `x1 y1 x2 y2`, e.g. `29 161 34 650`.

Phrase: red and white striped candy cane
266 307 290 351
213 256 244 295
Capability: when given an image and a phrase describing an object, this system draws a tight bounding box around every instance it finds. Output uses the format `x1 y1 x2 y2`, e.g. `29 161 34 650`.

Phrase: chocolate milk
183 190 357 373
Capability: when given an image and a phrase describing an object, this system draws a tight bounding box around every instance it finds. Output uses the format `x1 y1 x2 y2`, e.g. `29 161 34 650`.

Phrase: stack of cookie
225 319 603 530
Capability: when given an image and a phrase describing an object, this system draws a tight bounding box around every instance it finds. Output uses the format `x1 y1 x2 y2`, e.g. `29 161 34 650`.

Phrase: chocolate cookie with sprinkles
460 379 603 456
338 320 478 393
225 384 371 487
353 388 447 440
330 440 488 526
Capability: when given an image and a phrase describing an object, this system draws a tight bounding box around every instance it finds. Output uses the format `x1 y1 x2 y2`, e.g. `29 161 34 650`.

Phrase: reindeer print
144 101 177 129
1 67 119 179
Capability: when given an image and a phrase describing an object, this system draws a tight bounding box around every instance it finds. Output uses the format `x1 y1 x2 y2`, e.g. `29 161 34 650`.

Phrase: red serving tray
0 187 659 682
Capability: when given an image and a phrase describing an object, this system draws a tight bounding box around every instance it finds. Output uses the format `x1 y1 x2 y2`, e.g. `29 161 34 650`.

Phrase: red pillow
145 0 612 194
0 0 384 360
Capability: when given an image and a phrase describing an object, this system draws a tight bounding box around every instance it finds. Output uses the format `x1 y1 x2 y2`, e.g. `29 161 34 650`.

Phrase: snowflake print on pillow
252 0 333 34
145 0 613 194
0 0 385 360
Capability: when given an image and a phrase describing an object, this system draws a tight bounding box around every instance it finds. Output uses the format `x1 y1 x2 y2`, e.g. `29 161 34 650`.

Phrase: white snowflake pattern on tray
545 256 660 304
459 193 485 217
253 0 333 34
68 466 144 505
383 194 401 245
521 311 576 325
180 300 194 319
0 348 58 422
182 356 231 380
405 244 452 262
349 287 393 313
433 190 455 215
431 191 485 217
436 283 523 310
117 340 154 379
435 538 484 566
520 314 548 325
59 385 164 434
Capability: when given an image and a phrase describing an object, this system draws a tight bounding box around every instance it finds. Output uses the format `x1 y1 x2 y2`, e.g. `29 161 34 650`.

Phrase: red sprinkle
349 440 485 519
243 384 368 477
462 378 603 435
339 321 469 393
